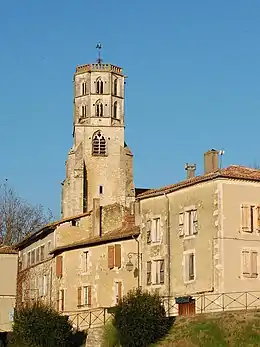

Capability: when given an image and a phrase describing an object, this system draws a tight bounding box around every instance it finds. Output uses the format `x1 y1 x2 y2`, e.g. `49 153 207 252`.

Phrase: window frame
183 250 196 283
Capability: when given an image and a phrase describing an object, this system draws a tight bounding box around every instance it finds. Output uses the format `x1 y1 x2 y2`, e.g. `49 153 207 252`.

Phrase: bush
113 289 170 347
101 320 120 347
9 302 80 347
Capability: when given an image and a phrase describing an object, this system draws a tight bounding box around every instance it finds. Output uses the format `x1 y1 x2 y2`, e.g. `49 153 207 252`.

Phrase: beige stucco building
0 245 18 334
15 57 260 322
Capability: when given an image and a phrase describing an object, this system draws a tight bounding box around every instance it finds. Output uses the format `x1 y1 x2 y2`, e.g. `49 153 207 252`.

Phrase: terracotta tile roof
50 225 140 254
0 245 18 254
15 211 91 249
137 165 260 199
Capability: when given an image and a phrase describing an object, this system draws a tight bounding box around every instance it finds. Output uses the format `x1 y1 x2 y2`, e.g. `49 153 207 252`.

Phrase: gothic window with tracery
113 79 118 95
96 78 104 94
95 100 103 117
113 101 117 118
92 131 106 156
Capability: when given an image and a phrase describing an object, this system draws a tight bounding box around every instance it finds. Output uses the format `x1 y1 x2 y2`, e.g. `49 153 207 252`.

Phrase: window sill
183 235 196 240
184 279 196 284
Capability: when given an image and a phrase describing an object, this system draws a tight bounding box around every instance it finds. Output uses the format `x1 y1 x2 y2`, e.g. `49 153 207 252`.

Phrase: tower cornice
75 63 124 77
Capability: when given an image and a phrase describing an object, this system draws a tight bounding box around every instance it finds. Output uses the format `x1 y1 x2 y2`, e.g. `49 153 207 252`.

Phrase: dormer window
113 79 118 95
95 100 103 117
96 78 104 94
92 131 106 156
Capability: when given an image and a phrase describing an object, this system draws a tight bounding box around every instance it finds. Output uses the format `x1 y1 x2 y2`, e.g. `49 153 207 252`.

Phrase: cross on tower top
96 43 102 64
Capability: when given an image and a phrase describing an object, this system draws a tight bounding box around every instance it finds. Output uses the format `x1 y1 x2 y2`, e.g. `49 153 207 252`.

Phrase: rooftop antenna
219 149 225 169
96 43 102 64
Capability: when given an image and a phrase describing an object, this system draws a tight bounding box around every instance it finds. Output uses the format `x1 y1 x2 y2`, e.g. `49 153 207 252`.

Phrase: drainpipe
164 193 171 313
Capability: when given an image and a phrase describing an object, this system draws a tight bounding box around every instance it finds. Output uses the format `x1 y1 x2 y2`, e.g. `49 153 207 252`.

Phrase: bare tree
0 183 54 245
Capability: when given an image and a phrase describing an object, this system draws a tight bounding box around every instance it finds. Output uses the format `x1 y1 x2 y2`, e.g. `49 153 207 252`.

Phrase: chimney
185 163 196 179
92 198 101 237
204 149 219 174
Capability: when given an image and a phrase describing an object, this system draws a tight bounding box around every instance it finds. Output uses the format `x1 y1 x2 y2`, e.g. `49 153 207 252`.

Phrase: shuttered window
241 205 253 232
242 250 258 278
115 245 121 268
108 246 115 269
108 245 122 269
179 213 184 237
147 261 152 285
115 282 122 304
184 252 195 282
179 210 198 238
56 256 63 278
77 287 82 307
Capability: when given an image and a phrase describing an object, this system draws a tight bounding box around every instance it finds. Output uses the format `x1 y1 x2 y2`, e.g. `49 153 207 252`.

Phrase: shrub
9 302 79 347
101 320 120 347
113 289 170 347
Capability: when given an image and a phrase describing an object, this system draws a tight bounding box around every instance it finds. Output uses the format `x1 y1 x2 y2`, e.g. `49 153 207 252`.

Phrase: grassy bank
154 310 260 347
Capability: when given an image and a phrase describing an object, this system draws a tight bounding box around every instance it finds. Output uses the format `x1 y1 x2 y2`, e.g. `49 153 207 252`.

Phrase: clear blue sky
0 0 260 218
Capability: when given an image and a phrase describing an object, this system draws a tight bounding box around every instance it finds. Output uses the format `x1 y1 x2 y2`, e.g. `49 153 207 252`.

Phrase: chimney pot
185 163 196 179
204 149 219 174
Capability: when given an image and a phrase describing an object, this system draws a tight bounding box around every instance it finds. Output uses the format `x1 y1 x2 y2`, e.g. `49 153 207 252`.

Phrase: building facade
0 246 17 335
15 58 260 323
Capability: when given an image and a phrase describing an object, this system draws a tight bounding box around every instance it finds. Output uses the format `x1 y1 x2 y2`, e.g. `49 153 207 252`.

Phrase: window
99 185 104 194
113 102 117 118
43 275 48 296
241 205 260 233
147 261 152 285
31 250 35 265
82 82 87 95
57 289 64 311
92 131 106 156
23 253 26 269
96 78 104 94
95 100 103 117
77 286 91 307
83 251 88 272
242 250 258 278
179 210 198 237
113 79 118 95
56 256 63 278
184 252 195 282
115 281 122 304
108 244 121 269
27 252 31 267
47 241 51 253
40 245 45 261
82 105 87 118
151 218 160 243
155 260 164 284
36 247 40 263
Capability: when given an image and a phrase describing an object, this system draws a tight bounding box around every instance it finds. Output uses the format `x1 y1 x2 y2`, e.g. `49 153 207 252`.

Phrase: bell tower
61 48 135 218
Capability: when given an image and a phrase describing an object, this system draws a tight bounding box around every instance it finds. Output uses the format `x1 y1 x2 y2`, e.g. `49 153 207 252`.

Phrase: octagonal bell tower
61 49 135 218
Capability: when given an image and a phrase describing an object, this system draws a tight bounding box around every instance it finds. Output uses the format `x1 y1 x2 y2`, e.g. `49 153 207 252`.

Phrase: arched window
92 131 106 156
95 100 103 117
96 78 104 94
113 79 118 95
113 102 117 118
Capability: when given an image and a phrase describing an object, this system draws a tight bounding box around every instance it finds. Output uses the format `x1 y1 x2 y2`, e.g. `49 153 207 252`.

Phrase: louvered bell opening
93 139 100 155
100 137 106 155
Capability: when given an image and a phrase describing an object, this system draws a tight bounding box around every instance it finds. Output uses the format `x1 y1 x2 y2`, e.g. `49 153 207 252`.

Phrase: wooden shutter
56 290 59 311
257 206 260 231
77 287 82 307
192 210 198 234
179 213 184 237
60 290 64 311
251 252 258 278
115 244 121 268
242 250 250 276
88 286 92 306
56 256 63 278
108 246 115 269
118 282 122 301
241 205 251 232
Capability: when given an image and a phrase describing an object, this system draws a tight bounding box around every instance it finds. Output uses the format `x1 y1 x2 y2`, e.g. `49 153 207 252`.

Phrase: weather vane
96 43 102 63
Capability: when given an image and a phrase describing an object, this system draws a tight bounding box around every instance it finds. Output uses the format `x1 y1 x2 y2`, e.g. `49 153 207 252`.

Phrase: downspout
164 193 171 313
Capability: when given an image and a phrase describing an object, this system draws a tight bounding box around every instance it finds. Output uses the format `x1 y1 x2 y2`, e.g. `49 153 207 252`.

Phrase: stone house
0 245 18 336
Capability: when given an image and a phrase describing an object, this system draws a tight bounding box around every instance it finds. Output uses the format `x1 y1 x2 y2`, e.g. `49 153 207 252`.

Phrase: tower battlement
76 63 123 75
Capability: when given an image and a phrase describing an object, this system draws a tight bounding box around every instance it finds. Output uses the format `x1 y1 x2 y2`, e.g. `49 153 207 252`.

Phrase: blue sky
0 0 260 218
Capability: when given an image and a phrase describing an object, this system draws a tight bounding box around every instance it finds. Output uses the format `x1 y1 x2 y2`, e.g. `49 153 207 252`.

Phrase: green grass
153 310 260 347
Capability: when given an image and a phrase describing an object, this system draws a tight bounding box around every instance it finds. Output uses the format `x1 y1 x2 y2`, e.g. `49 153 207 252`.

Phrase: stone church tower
61 59 135 218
